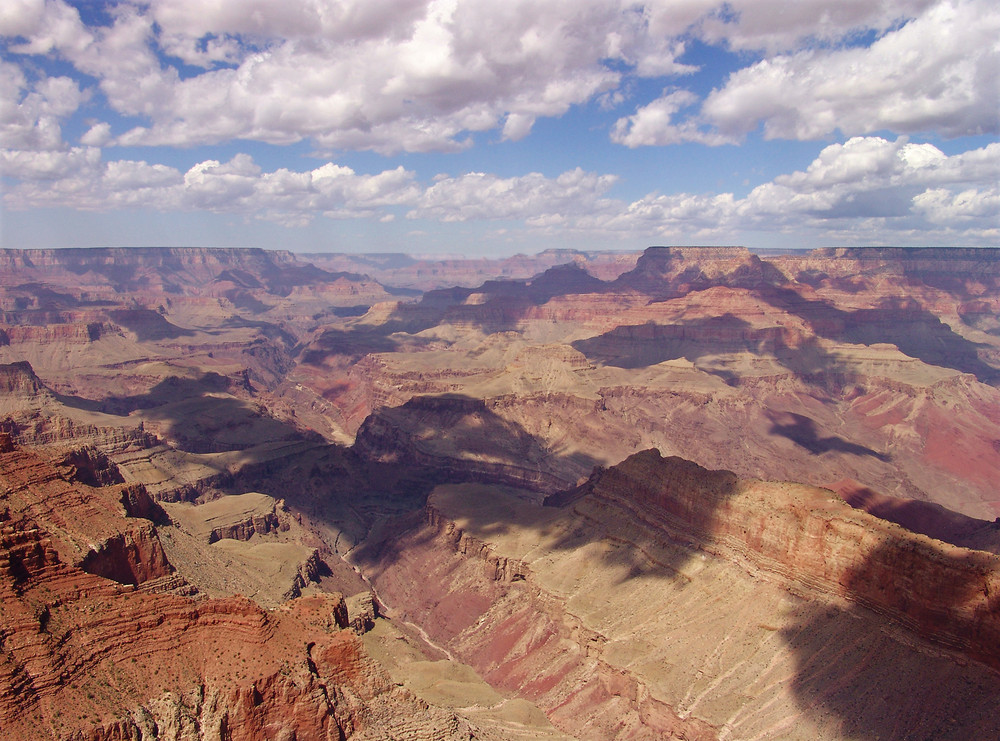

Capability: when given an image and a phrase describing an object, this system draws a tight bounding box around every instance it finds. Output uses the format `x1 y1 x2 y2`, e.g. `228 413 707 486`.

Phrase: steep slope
354 450 1000 740
0 435 490 740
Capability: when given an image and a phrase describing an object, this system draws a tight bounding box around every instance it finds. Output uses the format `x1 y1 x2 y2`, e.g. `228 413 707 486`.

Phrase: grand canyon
2 245 999 740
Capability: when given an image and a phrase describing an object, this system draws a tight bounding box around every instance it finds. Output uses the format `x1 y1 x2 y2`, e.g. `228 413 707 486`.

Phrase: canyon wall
356 450 1000 740
556 450 1000 669
0 438 488 740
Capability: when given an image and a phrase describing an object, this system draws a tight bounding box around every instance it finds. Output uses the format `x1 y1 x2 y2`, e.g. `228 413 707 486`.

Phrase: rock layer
0 439 489 740
560 450 1000 670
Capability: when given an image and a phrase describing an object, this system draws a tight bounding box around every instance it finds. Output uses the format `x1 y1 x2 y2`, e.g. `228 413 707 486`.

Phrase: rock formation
3 245 1000 739
355 453 1000 739
0 437 490 740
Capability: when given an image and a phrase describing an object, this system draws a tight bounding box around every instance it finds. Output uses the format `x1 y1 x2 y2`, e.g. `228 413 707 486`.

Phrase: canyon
1 245 999 739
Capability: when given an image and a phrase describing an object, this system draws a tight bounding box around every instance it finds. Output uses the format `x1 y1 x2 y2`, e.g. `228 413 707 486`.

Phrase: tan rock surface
355 458 1000 740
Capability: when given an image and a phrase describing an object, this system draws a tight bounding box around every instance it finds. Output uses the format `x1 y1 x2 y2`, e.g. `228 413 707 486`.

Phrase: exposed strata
313 245 1000 518
3 245 1000 739
0 436 491 740
356 452 1000 740
4 246 999 518
353 497 719 741
553 450 1000 669
160 491 286 544
837 478 1000 554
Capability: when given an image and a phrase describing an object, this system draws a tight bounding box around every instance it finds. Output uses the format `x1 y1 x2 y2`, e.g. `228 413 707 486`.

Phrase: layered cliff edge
0 436 487 741
355 450 1000 739
548 449 1000 671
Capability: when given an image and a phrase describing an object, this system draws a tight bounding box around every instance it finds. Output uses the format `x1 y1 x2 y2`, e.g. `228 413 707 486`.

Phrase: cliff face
0 361 47 396
0 439 486 740
561 449 1000 671
357 457 1000 740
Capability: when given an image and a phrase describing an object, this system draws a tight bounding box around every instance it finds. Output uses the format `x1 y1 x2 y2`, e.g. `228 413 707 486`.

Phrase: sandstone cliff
552 449 1000 670
0 438 490 740
356 459 1000 740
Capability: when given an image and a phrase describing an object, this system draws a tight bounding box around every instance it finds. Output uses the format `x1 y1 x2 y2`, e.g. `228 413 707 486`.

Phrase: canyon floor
1 245 999 739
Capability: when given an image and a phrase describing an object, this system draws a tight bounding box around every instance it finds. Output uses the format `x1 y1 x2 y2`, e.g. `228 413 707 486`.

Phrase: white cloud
695 0 938 53
2 149 422 222
2 137 996 243
611 89 734 147
0 0 672 152
741 137 1000 222
700 0 999 140
0 60 87 150
615 0 998 148
80 121 112 146
149 0 429 46
502 113 535 142
408 168 619 222
407 136 998 242
2 1 993 153
912 187 1000 224
0 0 47 38
0 145 101 179
3 0 92 57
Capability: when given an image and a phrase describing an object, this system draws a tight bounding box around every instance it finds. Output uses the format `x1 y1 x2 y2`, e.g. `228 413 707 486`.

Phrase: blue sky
1 0 997 256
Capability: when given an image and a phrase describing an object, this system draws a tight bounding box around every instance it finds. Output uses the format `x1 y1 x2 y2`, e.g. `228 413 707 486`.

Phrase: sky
0 0 997 256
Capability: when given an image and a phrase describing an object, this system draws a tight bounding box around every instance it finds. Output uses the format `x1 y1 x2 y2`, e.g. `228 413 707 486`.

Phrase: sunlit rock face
2 245 1000 739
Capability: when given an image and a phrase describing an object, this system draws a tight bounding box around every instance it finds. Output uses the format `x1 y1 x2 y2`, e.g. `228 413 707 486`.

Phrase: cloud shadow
767 410 891 461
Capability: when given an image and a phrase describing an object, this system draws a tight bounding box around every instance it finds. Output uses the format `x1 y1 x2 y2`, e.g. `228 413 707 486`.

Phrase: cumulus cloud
0 145 102 180
740 138 1000 223
408 168 620 223
611 89 734 147
0 60 87 150
2 0 994 154
406 136 999 242
615 0 997 148
2 149 422 224
2 137 997 243
702 0 998 141
693 0 939 52
2 0 649 152
912 188 1000 224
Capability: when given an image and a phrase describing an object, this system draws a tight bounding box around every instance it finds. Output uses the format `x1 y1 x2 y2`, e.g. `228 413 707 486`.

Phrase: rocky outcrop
78 522 173 586
160 491 287 544
0 441 488 740
0 412 158 453
55 447 126 488
0 322 116 345
557 449 1000 671
0 361 46 396
207 506 282 544
118 483 168 524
